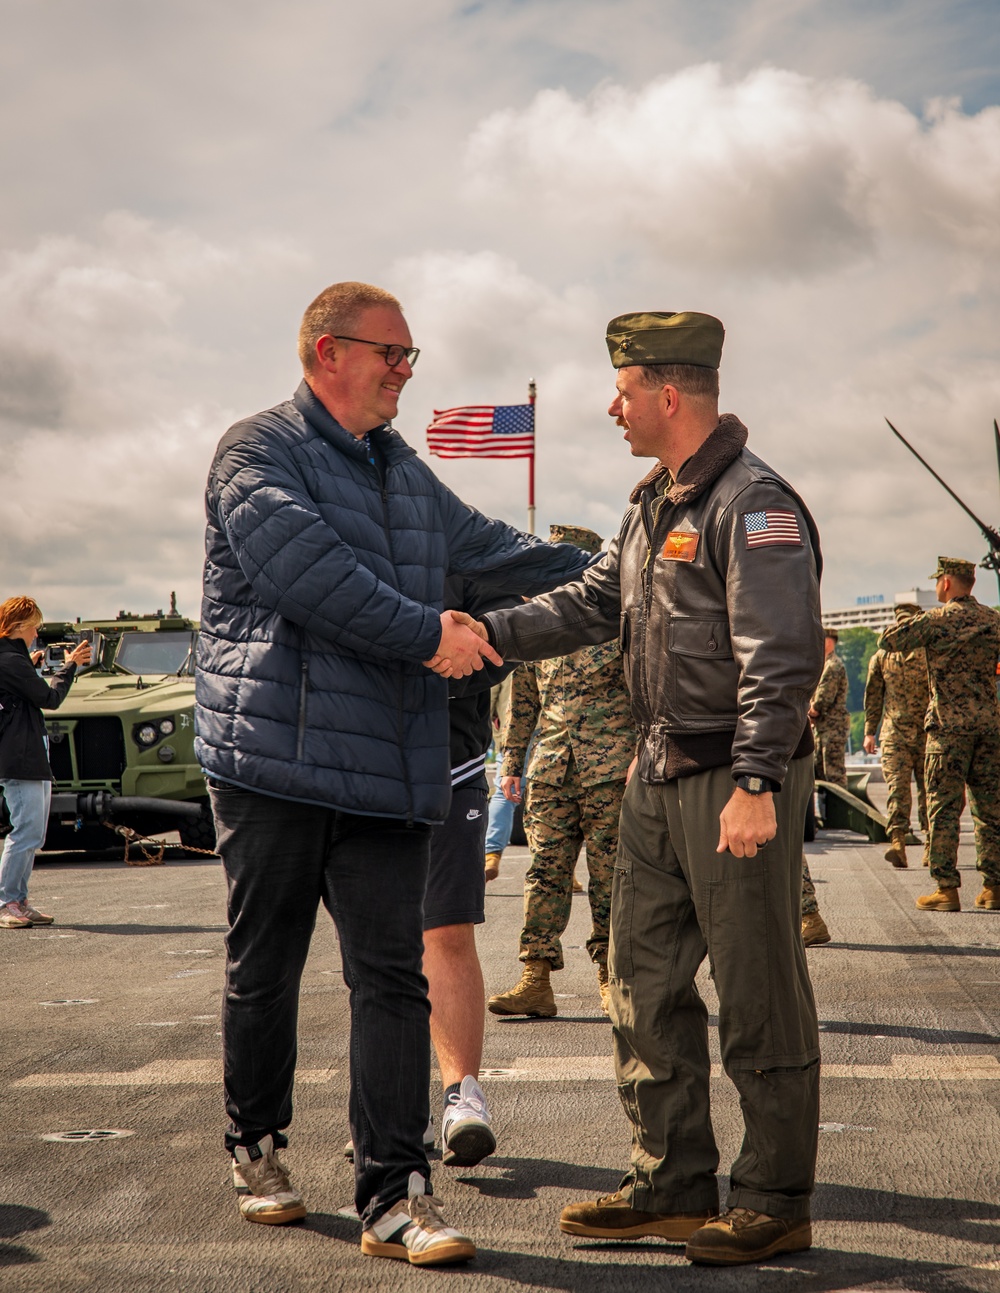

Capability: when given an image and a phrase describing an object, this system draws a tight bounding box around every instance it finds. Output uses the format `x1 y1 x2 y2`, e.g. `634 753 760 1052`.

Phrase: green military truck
30 607 215 855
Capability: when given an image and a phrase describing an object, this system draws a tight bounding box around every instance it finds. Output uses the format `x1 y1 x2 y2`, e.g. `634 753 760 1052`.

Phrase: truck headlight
135 724 159 747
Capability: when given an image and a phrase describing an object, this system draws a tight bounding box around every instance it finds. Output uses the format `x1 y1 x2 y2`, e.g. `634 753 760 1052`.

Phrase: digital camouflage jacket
811 652 849 735
879 596 1000 736
864 647 929 746
499 646 635 789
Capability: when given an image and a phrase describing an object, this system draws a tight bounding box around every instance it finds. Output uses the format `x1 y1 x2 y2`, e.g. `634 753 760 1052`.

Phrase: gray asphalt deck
2 810 998 1292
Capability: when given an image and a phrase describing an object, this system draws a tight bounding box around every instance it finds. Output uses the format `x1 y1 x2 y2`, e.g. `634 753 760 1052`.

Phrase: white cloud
0 216 307 619
1 4 999 616
467 64 1000 274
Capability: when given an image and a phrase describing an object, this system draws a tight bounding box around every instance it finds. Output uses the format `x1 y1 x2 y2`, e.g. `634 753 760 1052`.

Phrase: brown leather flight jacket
483 416 824 788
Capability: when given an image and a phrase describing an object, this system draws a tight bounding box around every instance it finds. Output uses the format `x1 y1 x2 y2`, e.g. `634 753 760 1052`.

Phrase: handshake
422 610 502 678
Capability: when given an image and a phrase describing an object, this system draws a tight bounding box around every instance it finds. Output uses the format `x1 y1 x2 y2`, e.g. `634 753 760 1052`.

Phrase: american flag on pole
426 404 535 459
742 509 803 549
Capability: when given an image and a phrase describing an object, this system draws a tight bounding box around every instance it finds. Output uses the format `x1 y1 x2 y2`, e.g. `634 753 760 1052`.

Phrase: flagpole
527 378 536 534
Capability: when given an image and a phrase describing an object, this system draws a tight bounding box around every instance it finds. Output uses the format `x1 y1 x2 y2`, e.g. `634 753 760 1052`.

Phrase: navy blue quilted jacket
195 382 590 823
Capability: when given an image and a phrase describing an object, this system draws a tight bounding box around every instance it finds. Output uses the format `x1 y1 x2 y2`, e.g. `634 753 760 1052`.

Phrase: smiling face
608 366 672 459
312 304 414 436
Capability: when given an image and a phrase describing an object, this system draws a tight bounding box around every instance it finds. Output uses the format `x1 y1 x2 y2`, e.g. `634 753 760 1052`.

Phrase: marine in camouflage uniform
810 630 849 788
487 525 635 1018
880 557 1000 911
864 603 929 868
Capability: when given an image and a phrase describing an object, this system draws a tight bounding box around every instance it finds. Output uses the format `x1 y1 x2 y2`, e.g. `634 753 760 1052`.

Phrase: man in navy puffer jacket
195 281 590 1266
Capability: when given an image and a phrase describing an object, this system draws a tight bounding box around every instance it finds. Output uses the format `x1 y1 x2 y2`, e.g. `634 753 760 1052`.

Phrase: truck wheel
178 800 218 856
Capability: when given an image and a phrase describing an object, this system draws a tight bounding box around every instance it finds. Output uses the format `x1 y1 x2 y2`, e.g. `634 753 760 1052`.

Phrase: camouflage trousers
801 856 819 916
814 725 848 788
925 731 1000 889
881 739 927 838
519 763 625 970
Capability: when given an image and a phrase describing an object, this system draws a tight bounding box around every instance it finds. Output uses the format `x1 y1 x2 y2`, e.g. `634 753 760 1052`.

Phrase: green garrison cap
606 311 725 370
929 556 976 581
549 523 602 554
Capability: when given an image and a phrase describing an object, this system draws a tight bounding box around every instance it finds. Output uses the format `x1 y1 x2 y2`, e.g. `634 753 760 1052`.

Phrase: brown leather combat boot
975 885 1000 909
685 1208 812 1265
916 887 961 911
884 832 908 868
487 959 556 1017
801 912 831 946
560 1192 715 1240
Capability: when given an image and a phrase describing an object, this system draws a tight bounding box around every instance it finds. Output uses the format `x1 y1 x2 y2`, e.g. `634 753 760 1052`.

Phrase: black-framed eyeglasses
333 336 420 368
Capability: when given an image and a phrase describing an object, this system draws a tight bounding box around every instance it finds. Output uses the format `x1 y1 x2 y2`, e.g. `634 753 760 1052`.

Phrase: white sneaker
231 1135 306 1224
361 1171 475 1266
441 1076 496 1167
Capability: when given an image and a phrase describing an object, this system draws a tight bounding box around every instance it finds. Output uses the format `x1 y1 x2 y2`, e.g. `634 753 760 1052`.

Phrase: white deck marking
12 1053 998 1089
479 1054 1000 1081
13 1061 339 1088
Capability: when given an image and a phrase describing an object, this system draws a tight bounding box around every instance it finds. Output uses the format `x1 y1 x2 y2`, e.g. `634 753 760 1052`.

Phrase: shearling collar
629 414 748 505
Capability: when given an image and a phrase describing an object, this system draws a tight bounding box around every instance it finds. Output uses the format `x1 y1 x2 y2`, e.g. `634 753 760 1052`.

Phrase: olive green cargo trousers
609 756 820 1221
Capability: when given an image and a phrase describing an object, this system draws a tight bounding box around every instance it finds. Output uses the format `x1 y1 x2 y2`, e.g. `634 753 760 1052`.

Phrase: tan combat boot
596 962 611 1015
975 885 1000 909
487 960 557 1017
884 832 908 869
916 887 961 911
801 913 831 946
484 852 501 882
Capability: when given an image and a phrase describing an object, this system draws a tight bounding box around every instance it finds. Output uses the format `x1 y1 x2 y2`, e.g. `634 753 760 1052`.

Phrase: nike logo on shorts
466 809 482 820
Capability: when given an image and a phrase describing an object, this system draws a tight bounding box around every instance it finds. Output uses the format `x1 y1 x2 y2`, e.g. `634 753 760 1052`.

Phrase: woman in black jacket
0 596 90 928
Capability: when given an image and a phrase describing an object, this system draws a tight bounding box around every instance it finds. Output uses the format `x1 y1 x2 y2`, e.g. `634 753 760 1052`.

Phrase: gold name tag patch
662 531 699 562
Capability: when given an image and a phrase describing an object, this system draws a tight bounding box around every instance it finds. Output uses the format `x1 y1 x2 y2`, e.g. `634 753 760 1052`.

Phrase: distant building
822 588 937 633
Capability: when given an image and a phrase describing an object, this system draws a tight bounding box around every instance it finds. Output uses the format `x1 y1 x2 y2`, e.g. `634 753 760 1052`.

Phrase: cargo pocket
708 866 772 1035
609 850 636 980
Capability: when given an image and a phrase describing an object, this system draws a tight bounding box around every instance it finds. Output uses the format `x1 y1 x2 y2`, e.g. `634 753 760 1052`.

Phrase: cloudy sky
2 0 999 619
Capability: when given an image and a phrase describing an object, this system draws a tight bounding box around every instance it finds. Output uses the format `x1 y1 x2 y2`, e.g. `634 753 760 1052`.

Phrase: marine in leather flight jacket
482 416 824 789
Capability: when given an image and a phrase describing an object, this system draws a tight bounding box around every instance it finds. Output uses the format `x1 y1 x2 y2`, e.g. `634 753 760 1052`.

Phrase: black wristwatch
735 775 777 795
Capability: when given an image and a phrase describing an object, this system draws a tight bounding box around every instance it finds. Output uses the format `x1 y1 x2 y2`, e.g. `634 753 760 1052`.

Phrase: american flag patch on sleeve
743 509 802 548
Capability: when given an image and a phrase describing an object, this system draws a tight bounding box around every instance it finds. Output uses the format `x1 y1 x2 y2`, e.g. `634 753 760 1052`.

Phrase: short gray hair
298 281 401 371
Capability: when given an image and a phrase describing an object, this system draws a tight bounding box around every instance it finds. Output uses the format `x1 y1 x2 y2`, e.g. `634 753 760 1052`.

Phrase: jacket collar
293 380 417 467
629 413 749 505
0 637 28 658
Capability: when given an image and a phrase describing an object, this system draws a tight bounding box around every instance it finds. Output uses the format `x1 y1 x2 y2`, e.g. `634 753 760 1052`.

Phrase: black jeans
210 781 432 1226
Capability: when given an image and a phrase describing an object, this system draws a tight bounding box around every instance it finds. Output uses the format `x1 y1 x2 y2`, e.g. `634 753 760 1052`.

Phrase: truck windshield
115 631 196 676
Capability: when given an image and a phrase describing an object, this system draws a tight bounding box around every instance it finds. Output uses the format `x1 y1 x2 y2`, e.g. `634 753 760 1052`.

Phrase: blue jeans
485 776 518 854
209 780 433 1227
485 744 532 854
0 779 50 905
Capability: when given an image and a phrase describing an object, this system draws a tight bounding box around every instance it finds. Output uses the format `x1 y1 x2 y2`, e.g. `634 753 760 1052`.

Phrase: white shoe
361 1172 475 1266
231 1135 306 1224
441 1076 496 1167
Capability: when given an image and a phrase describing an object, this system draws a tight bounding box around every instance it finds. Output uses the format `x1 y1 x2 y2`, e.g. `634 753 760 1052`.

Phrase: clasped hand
422 610 502 678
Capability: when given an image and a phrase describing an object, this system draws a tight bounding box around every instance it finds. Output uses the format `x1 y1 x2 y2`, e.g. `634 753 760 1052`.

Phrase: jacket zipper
639 490 671 723
296 658 309 761
378 459 416 825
